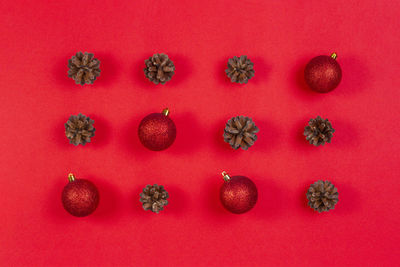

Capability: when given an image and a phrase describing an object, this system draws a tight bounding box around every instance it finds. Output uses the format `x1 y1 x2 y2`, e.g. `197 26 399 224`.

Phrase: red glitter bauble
138 108 176 151
219 171 258 214
304 53 342 93
61 173 99 217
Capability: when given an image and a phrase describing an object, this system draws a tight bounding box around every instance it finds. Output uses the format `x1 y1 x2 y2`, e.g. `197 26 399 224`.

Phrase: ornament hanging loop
162 108 170 116
68 173 76 182
221 171 231 181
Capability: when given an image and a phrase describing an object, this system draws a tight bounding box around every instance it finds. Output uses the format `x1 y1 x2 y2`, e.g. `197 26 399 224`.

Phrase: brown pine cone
306 180 338 213
223 116 259 150
304 116 335 146
65 114 95 146
68 52 101 85
144 53 175 84
139 184 169 213
225 55 255 84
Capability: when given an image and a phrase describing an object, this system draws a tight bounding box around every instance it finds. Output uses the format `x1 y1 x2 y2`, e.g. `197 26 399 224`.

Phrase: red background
0 0 399 266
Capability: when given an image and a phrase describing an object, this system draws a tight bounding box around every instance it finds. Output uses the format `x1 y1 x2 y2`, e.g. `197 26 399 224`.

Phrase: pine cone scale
234 135 243 149
143 203 152 210
226 128 239 134
163 66 174 72
71 57 81 66
243 135 255 146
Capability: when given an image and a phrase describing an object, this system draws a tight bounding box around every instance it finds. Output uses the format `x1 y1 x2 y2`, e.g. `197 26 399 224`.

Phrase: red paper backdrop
0 0 399 266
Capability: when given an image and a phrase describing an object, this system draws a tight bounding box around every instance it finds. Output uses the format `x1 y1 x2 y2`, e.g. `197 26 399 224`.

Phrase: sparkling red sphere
62 177 99 217
304 54 342 93
220 175 258 214
138 110 176 151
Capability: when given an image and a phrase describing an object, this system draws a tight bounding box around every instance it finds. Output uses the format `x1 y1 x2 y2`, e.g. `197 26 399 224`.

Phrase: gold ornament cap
162 108 170 116
68 173 76 182
221 171 231 182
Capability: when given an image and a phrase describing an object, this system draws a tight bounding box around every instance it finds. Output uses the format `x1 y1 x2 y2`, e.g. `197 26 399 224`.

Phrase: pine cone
65 114 95 146
144 53 175 84
304 116 335 146
306 180 338 213
139 184 169 213
225 55 255 84
68 52 101 85
223 116 259 150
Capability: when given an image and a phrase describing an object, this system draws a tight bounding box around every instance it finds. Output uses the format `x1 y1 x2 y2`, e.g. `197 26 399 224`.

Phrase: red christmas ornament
138 108 177 151
219 171 258 214
304 52 342 93
61 173 99 217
